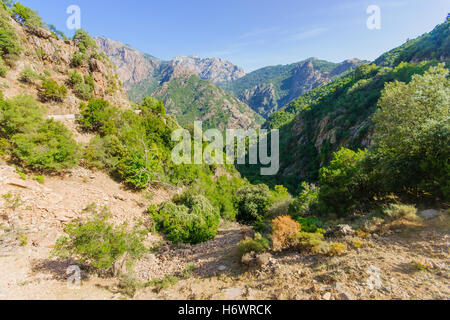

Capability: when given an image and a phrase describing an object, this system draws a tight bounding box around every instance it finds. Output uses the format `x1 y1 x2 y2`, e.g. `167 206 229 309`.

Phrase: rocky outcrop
172 55 245 83
1 18 131 115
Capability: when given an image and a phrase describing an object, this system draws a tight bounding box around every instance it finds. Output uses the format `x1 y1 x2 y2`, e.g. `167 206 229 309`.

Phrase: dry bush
271 215 301 251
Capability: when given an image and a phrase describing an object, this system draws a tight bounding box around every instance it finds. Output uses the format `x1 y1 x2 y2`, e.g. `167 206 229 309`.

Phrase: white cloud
288 27 328 41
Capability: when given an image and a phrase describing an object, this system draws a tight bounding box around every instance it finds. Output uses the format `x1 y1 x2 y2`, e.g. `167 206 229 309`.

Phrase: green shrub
382 203 420 222
53 205 146 270
73 82 93 100
73 29 97 53
237 233 270 259
152 194 220 244
296 217 325 233
318 148 369 217
0 94 45 138
79 99 118 134
0 8 22 64
0 56 7 77
19 67 38 83
295 231 327 254
289 182 320 218
32 175 44 183
371 64 450 199
71 53 85 67
12 119 80 171
235 184 272 224
11 2 43 29
39 78 67 102
67 70 83 87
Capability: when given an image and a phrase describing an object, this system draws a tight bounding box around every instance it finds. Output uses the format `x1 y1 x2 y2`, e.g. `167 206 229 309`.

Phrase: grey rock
420 209 439 220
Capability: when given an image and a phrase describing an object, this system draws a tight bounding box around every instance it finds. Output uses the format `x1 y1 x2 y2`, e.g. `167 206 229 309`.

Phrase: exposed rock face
94 37 160 86
239 83 278 116
95 38 246 86
172 55 245 83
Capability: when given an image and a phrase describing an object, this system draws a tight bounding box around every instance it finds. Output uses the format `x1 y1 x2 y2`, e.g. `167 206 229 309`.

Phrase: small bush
12 119 80 171
296 217 325 233
32 175 44 184
383 203 419 222
147 275 178 293
73 82 93 100
328 242 347 256
39 78 67 102
235 184 272 224
19 67 39 83
289 182 320 218
271 215 301 251
0 9 23 64
295 231 327 254
67 70 83 87
0 57 7 77
79 99 118 134
352 239 364 249
71 53 85 67
152 194 220 244
53 206 146 271
237 233 270 260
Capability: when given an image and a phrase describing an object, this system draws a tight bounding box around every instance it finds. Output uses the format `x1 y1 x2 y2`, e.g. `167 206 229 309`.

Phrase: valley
0 1 448 302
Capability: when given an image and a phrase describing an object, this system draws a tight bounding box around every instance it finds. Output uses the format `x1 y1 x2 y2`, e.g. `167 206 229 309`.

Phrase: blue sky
21 0 450 72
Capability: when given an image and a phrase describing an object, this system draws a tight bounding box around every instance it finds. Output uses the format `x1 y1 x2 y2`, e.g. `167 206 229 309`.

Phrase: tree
371 64 450 198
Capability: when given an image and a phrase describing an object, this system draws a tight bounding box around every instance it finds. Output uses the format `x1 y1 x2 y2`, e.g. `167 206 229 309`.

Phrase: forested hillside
220 58 364 117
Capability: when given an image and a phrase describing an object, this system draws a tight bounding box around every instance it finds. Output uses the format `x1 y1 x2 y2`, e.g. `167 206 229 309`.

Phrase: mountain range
95 37 364 125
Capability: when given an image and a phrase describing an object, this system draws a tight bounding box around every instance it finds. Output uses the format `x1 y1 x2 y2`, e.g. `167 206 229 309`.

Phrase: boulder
325 224 355 238
420 209 439 220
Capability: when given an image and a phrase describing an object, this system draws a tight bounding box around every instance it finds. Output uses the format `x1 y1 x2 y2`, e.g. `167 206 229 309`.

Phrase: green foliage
12 119 79 171
151 194 220 244
79 99 118 134
237 233 270 259
375 20 450 67
0 56 7 77
0 94 79 171
289 182 320 218
221 58 343 117
181 173 245 220
371 64 450 199
53 205 146 270
19 67 38 83
235 184 272 224
32 175 44 183
140 96 166 116
71 53 85 67
318 148 369 217
11 2 43 29
382 203 420 222
0 6 22 64
73 29 97 53
39 78 67 102
296 217 325 233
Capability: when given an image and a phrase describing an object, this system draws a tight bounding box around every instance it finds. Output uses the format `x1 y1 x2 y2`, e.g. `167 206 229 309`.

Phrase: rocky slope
220 58 365 118
1 22 131 116
95 37 262 130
